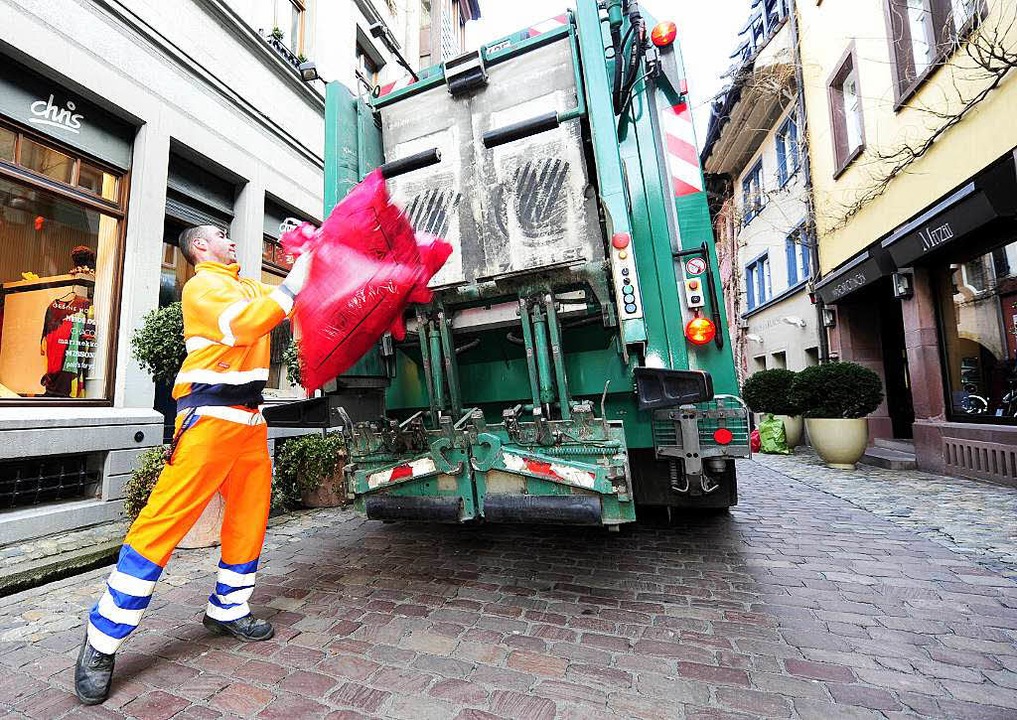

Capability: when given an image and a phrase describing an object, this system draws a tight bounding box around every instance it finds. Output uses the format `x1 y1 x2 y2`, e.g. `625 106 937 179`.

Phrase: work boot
74 635 114 705
202 613 274 641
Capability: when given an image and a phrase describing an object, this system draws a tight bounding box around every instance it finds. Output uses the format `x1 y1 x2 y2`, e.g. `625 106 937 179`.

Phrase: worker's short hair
178 225 218 265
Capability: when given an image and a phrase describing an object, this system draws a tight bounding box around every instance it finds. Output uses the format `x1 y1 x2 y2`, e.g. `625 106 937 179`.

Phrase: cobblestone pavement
754 448 1017 580
1 460 1016 719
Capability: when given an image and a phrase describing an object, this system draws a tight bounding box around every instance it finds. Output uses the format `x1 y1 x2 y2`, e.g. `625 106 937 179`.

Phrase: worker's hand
282 250 313 295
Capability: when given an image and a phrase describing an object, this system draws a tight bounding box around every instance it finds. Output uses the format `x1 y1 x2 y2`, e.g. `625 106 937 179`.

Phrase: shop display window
260 266 298 398
939 240 1017 422
0 127 124 402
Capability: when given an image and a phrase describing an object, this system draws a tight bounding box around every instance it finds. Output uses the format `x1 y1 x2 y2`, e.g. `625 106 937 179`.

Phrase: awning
881 154 1017 268
816 151 1017 305
814 245 895 305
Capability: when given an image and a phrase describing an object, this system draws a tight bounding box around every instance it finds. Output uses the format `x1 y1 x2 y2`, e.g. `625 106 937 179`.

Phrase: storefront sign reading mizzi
918 221 955 253
29 94 84 135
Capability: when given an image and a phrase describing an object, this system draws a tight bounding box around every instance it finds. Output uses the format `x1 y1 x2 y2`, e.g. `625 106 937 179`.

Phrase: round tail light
651 21 677 47
713 428 733 445
685 317 716 346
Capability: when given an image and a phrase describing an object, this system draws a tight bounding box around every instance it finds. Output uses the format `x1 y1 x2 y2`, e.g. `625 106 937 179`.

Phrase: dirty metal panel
380 36 603 288
382 88 472 287
469 39 603 279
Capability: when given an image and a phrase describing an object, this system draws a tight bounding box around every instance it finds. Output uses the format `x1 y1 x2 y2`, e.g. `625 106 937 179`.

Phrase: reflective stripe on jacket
172 261 293 409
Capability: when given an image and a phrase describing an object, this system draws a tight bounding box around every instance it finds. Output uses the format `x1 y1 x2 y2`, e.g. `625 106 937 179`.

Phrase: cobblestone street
2 458 1016 719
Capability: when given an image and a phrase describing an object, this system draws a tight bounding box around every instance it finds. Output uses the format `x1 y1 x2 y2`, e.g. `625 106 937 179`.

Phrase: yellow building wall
797 0 1017 272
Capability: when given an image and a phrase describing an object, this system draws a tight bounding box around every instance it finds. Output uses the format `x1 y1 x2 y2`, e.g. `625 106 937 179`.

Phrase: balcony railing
264 34 301 69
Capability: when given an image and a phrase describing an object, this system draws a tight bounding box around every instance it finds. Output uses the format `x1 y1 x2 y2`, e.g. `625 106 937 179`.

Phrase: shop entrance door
879 289 915 439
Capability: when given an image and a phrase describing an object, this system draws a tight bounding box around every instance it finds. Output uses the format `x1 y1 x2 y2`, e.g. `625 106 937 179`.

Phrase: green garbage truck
266 0 750 526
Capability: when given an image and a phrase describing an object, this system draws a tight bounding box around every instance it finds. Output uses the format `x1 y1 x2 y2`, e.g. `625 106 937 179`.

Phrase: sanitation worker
75 225 311 705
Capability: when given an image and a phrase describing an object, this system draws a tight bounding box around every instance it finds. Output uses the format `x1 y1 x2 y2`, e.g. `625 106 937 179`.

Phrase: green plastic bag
758 413 791 455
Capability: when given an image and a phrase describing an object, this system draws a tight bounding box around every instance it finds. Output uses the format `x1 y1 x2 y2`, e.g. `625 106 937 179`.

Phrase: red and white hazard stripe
503 453 596 489
377 75 413 98
660 101 704 197
528 14 569 37
367 457 436 489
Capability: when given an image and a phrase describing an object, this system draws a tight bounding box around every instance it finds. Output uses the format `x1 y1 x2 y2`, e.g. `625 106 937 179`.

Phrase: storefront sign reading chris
29 94 84 134
918 221 954 253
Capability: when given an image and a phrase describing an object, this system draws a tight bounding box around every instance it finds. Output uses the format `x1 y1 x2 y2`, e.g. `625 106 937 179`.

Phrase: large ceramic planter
300 474 347 508
805 418 869 469
178 493 224 549
776 415 803 449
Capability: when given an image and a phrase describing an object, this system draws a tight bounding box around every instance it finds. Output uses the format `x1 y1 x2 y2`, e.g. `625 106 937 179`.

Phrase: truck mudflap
347 402 636 525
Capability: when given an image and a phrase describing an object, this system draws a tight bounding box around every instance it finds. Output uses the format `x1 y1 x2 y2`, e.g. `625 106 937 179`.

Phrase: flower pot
776 415 803 449
300 474 347 508
805 418 869 469
179 492 224 549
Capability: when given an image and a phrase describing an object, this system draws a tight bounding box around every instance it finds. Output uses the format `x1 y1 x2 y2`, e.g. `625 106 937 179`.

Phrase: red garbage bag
750 429 761 454
281 169 452 392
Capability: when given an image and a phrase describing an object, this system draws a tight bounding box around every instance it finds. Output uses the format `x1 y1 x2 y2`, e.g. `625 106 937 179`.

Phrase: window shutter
828 82 847 168
930 0 953 53
886 0 916 94
802 230 812 278
786 236 798 286
776 131 788 186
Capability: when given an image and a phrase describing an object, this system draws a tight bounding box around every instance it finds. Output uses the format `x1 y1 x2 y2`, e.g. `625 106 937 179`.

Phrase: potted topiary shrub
790 362 885 469
741 368 803 449
274 431 347 508
121 446 224 549
129 302 223 546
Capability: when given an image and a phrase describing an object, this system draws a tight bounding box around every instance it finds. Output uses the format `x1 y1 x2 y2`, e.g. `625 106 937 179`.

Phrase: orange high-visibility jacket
171 262 293 410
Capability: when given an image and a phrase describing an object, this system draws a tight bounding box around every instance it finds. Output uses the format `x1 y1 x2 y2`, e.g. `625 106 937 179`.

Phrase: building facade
799 0 1017 483
702 0 824 383
0 0 480 543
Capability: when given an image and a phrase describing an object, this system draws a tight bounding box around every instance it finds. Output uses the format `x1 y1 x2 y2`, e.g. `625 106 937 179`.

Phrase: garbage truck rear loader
267 0 751 525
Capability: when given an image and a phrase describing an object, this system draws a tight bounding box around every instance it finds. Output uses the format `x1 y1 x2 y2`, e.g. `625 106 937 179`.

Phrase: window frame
775 112 800 188
785 223 812 287
884 0 988 108
0 119 129 407
745 252 772 310
741 159 765 226
827 44 866 178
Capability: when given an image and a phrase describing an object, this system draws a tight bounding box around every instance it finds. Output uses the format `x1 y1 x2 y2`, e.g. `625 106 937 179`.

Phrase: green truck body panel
317 1 748 525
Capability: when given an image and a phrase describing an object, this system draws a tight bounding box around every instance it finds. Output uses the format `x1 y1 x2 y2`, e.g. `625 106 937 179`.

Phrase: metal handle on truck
379 148 442 179
482 112 561 149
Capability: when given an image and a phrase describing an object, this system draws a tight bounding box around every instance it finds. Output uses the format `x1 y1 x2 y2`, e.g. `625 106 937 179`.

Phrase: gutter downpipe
787 2 830 363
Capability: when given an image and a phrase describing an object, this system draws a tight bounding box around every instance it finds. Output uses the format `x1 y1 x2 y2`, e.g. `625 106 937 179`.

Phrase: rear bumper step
483 495 603 525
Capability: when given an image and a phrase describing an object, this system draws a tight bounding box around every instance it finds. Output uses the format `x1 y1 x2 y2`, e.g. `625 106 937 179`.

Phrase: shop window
886 0 985 101
745 253 772 310
828 49 865 175
77 161 119 202
775 113 799 187
741 160 764 225
0 140 124 402
21 136 75 185
939 240 1017 423
261 202 309 399
0 127 14 162
785 224 811 286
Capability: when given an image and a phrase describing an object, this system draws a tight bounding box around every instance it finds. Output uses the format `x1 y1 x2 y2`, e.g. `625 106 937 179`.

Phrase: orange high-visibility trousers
87 408 271 654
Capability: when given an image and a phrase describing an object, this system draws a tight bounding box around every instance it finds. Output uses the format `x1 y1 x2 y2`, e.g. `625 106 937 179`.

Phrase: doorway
878 287 915 439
